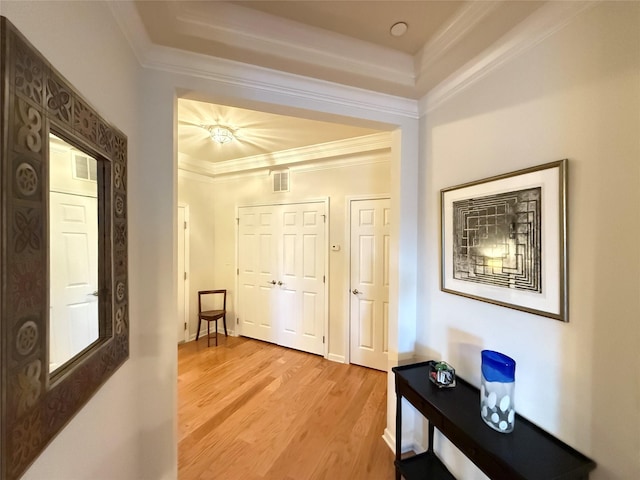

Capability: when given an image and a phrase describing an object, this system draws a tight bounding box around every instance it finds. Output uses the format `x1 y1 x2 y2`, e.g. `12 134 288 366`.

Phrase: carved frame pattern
1 17 129 479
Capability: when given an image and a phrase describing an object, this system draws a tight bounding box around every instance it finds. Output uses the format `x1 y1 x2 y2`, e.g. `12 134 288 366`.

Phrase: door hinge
184 221 187 229
322 214 326 223
237 268 239 275
184 322 187 330
184 272 187 280
323 335 325 344
323 275 326 283
236 217 240 225
236 318 239 325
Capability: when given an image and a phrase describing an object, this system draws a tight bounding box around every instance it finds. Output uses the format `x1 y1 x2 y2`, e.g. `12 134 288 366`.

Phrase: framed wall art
440 160 568 321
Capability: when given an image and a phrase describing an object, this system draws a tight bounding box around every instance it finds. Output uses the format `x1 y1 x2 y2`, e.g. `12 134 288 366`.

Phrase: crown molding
420 1 598 114
181 152 390 185
178 131 391 178
178 168 217 184
414 1 501 81
212 132 390 175
146 45 419 119
107 0 155 66
107 0 419 120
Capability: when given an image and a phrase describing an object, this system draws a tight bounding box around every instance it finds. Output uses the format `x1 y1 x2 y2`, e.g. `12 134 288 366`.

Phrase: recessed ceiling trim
172 1 415 88
110 0 589 113
108 0 419 119
415 1 501 78
421 1 598 114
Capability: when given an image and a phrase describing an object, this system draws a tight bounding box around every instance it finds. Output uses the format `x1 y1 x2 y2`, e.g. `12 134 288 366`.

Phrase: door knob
352 289 360 295
277 281 283 286
269 280 277 285
92 291 99 297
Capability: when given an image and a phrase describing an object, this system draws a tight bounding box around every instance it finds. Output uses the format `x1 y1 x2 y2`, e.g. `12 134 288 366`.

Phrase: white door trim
178 203 190 343
344 194 391 366
235 198 329 358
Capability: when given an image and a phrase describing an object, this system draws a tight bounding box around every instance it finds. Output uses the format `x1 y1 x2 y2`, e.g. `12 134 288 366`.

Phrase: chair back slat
198 289 226 312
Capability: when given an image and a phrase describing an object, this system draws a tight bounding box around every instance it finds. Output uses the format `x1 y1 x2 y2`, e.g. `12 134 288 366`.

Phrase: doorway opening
175 97 392 359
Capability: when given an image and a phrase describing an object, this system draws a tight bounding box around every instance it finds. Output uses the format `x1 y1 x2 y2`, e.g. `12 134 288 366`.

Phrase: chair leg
215 319 218 346
196 318 201 341
223 315 228 337
207 321 210 347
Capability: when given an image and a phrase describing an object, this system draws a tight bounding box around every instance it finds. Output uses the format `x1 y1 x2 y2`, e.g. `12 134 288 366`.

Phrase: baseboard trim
382 428 395 453
327 353 346 364
383 428 416 455
187 327 235 344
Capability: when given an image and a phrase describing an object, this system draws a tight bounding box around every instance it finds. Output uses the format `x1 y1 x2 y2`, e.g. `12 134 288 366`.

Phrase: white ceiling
178 98 381 164
128 1 547 169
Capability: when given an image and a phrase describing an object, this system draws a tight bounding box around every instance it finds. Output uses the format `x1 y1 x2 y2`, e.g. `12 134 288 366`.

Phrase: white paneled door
350 198 390 371
277 203 325 355
238 202 326 356
49 192 99 371
238 205 278 344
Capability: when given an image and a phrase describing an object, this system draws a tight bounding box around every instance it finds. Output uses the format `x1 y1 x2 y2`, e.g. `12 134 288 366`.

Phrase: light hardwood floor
178 336 395 479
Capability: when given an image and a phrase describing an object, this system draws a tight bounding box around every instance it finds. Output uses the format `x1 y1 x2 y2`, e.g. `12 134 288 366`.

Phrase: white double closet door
237 202 326 356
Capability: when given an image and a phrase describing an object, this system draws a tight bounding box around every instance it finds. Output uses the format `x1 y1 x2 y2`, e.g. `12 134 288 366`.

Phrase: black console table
393 362 596 479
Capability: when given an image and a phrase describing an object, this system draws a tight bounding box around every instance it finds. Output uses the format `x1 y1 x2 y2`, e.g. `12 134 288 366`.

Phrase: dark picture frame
440 160 568 321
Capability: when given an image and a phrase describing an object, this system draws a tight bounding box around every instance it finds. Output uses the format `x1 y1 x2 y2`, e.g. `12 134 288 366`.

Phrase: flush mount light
390 21 408 37
205 125 235 144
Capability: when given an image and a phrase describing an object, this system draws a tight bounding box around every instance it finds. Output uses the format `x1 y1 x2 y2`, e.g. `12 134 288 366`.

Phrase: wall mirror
49 133 101 375
1 17 129 480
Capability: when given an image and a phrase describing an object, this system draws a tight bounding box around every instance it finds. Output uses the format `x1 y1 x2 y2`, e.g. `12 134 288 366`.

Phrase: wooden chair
196 289 227 347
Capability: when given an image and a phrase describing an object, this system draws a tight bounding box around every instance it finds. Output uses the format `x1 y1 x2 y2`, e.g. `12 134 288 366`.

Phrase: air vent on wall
273 169 290 193
72 152 97 182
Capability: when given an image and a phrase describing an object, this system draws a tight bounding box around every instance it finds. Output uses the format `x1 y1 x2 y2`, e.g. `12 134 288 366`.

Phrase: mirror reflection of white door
349 198 390 371
49 191 99 370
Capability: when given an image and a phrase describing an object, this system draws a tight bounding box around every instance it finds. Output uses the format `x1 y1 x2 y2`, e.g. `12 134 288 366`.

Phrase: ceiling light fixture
205 125 235 144
390 21 408 37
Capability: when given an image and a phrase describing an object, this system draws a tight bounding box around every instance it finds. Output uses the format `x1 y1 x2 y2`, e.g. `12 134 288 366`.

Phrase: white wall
177 170 216 339
0 1 161 478
419 3 639 479
178 152 391 359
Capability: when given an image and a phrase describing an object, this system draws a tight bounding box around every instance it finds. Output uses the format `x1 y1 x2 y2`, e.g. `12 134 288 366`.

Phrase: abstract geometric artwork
452 188 541 292
441 160 568 321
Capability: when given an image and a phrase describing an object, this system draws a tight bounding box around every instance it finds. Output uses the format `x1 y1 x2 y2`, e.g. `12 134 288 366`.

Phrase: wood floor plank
178 336 395 479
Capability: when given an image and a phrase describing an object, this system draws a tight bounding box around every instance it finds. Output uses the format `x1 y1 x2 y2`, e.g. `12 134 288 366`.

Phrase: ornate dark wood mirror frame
1 17 129 479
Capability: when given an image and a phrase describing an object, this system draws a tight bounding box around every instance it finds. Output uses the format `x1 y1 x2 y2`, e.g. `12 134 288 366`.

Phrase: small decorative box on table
393 361 596 480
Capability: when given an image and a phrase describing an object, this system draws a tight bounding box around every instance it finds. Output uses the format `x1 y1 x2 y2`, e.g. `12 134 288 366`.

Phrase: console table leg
395 392 402 480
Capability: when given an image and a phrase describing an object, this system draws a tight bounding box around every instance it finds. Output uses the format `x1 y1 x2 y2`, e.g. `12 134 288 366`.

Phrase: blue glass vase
480 350 516 433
